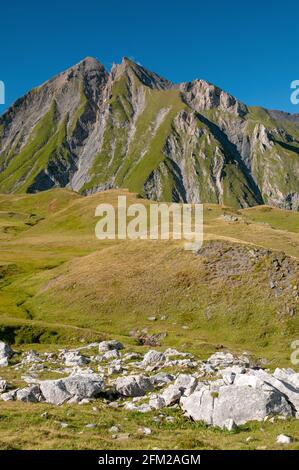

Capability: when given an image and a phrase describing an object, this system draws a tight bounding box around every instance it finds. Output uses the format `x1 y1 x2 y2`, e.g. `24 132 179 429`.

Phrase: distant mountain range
1 56 299 209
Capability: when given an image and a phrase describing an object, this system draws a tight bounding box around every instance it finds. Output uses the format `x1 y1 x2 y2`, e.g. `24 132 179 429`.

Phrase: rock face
2 57 299 210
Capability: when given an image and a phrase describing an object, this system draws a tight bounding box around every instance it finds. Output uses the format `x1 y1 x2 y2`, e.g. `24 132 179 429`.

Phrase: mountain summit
1 57 299 209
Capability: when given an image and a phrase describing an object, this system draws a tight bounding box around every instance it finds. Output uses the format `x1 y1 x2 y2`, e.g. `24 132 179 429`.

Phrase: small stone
139 427 152 435
276 434 292 444
165 416 175 423
98 340 124 353
116 433 130 440
85 423 97 429
109 426 120 433
223 418 237 431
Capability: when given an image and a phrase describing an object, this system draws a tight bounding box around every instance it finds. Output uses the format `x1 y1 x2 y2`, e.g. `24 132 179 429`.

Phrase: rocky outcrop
0 341 14 367
181 384 292 427
0 340 299 431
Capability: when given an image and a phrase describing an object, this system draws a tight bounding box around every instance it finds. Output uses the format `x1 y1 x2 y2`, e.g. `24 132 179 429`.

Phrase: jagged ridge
1 57 299 209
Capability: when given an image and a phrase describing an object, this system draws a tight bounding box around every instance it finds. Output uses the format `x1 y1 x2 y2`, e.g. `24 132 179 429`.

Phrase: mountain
1 57 299 209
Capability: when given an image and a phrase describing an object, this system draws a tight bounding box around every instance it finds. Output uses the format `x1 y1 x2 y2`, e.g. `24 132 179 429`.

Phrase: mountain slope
1 57 299 209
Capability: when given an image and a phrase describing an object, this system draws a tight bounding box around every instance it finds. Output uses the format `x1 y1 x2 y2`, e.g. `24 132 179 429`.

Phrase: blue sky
0 0 298 113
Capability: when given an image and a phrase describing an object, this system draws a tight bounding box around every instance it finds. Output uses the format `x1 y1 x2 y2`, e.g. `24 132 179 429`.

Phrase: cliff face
1 56 299 209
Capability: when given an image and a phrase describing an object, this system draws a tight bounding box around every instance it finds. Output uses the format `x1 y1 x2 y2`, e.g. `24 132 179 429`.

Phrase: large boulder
115 375 153 397
212 385 292 427
62 374 104 400
40 374 105 404
40 379 71 405
0 342 14 367
21 350 42 365
249 369 299 412
181 384 293 427
181 386 214 425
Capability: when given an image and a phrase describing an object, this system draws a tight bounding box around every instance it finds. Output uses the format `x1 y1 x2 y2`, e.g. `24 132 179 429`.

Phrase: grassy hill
0 189 298 449
1 188 299 360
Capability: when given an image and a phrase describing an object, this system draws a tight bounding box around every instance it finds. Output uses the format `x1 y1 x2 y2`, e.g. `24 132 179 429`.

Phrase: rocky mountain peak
1 57 299 210
111 57 173 90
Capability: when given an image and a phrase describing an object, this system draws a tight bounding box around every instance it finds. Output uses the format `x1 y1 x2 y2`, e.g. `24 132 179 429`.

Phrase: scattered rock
161 384 182 406
16 385 42 403
206 351 250 369
21 350 42 365
138 426 151 435
115 375 153 397
39 374 104 404
61 351 90 367
124 402 152 413
142 350 166 367
101 349 120 361
150 372 174 386
276 434 292 444
0 389 18 401
0 342 14 367
98 340 124 353
137 332 167 347
174 374 198 396
109 425 120 433
149 395 166 410
182 384 293 427
39 379 70 405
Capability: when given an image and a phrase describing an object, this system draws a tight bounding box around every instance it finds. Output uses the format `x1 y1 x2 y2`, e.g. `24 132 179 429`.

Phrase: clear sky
0 0 299 113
